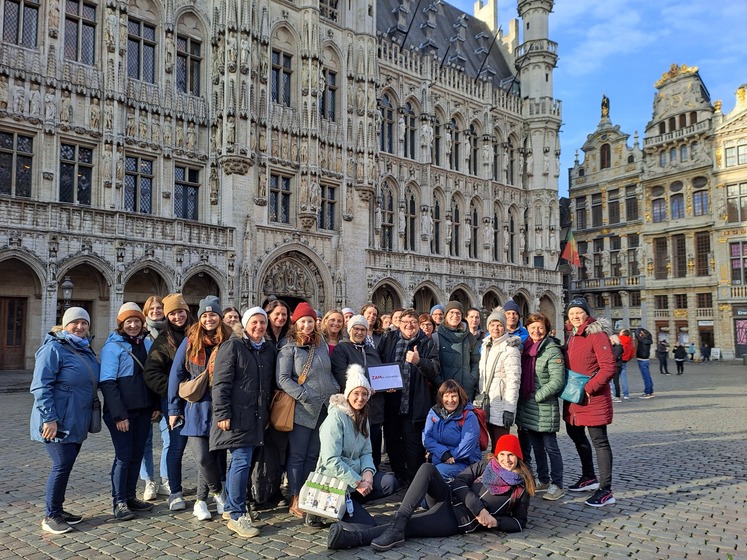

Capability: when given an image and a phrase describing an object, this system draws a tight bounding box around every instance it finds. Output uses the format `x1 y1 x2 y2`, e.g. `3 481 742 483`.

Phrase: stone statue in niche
210 167 219 204
374 202 382 231
227 116 235 144
126 109 136 136
139 112 148 140
89 97 100 128
102 143 112 179
163 117 173 145
175 121 185 148
14 86 25 114
45 89 56 120
29 86 41 117
258 174 266 198
309 181 321 211
300 176 309 210
116 146 124 180
0 76 7 109
445 215 453 243
104 99 113 129
106 8 117 49
186 122 196 151
445 128 452 154
60 91 72 123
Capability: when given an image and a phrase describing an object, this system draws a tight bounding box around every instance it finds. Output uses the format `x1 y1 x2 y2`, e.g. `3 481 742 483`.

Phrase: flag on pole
560 229 582 267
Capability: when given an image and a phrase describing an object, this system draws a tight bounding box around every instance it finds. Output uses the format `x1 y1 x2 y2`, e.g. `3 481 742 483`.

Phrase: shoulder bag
473 344 501 419
560 369 595 404
178 345 220 403
270 344 315 432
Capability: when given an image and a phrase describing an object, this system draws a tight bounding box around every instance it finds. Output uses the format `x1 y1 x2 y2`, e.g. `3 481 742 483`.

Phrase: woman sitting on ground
312 364 397 528
327 434 534 550
422 380 482 481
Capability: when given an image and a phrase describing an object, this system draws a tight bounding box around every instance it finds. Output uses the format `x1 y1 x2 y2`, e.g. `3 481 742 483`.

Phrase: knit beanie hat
117 302 145 327
62 306 90 327
342 307 355 316
444 301 463 315
198 296 222 319
162 293 189 316
291 302 317 324
430 304 445 314
486 309 506 326
242 306 268 329
344 363 372 400
494 434 523 460
503 300 520 314
566 297 591 317
347 314 369 336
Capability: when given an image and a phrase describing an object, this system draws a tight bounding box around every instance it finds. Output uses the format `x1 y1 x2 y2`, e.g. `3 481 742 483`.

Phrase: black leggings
396 463 460 538
565 423 612 491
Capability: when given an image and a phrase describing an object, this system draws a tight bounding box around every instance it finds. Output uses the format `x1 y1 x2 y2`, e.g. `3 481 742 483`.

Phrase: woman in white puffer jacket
478 309 522 450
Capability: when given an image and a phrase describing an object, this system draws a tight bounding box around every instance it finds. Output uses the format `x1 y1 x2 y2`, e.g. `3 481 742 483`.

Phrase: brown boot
288 495 304 518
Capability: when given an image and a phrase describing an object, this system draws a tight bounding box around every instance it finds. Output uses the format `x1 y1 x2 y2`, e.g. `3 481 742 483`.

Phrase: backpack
458 408 489 452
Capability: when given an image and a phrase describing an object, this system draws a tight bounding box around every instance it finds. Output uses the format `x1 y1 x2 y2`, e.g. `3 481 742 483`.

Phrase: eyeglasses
400 321 418 327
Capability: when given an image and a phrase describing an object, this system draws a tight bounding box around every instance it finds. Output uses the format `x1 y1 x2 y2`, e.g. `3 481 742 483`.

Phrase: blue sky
450 0 747 195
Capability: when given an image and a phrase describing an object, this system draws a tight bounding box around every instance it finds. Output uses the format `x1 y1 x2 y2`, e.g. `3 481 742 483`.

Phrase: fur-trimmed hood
582 317 613 336
328 392 356 419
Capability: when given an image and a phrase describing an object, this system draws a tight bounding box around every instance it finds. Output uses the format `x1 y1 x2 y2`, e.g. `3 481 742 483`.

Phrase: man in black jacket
378 309 441 484
636 328 654 398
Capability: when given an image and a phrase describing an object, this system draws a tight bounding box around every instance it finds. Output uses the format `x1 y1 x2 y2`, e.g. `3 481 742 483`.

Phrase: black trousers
565 423 613 491
383 414 425 482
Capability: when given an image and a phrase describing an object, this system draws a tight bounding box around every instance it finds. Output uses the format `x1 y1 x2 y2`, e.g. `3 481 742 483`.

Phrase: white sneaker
143 480 158 501
227 514 260 538
158 478 171 496
168 492 186 511
213 491 227 515
543 484 566 501
193 500 212 521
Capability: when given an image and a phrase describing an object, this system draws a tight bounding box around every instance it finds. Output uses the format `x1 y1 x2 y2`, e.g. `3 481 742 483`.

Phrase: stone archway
539 294 559 331
371 284 401 313
482 291 500 312
259 250 327 311
0 257 43 369
413 285 438 313
183 271 222 317
449 288 471 308
124 267 169 307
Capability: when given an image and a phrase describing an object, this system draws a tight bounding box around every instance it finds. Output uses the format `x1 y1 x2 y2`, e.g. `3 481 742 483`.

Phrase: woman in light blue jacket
30 307 99 535
318 365 397 529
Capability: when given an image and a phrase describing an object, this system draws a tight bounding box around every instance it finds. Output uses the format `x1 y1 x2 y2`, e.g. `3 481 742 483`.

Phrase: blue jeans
140 414 170 481
166 420 188 494
226 447 254 520
434 461 470 481
44 442 82 517
618 362 630 397
287 418 323 496
525 430 564 487
104 409 152 505
637 359 654 395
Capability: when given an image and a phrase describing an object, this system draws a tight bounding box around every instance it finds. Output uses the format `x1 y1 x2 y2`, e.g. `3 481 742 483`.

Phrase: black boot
370 514 408 551
327 522 387 550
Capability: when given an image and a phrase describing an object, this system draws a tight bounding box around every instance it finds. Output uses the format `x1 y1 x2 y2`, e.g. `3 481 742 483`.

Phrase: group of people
30 293 619 549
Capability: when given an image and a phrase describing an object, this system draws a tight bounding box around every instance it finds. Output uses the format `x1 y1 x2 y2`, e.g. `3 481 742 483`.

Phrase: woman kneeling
328 434 533 549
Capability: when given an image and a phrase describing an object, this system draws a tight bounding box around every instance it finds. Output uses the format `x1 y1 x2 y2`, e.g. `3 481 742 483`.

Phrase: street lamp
60 276 74 310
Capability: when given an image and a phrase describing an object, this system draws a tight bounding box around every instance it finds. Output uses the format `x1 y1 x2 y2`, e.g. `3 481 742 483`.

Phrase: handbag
298 470 347 520
68 345 101 433
178 346 220 403
473 347 502 419
270 345 315 432
560 369 592 404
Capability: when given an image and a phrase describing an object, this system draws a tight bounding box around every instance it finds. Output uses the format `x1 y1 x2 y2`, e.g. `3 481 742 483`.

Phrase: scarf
394 334 412 415
125 334 148 376
520 338 540 401
479 458 525 495
190 334 220 366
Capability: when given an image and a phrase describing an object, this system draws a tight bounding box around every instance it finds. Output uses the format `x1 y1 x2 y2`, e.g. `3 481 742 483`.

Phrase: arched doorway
371 283 401 313
258 250 327 311
183 271 221 317
511 293 530 319
413 285 438 313
124 266 169 308
0 257 42 369
448 288 471 308
58 262 111 347
539 294 558 330
482 291 500 313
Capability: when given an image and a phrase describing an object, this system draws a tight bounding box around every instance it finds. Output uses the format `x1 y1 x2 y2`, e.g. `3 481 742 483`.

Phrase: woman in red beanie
327 434 534 550
276 302 340 519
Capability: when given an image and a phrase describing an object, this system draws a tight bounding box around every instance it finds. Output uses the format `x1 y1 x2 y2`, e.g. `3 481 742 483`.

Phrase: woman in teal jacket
316 364 397 528
516 313 566 501
30 307 99 534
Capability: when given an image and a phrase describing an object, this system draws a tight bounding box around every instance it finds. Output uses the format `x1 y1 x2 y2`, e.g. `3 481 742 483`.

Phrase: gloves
502 411 514 428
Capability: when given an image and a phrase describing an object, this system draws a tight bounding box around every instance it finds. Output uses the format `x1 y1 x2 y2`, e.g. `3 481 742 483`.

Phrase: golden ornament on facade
654 63 698 88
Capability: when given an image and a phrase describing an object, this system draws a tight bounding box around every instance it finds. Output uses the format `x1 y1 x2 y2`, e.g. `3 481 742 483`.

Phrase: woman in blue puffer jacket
30 307 100 535
422 380 482 481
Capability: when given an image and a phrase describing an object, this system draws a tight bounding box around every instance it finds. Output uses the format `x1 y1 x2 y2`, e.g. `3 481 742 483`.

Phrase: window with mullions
492 141 500 181
625 185 638 220
0 131 33 197
467 125 478 175
652 198 666 222
124 155 153 213
608 189 620 224
727 183 747 223
379 95 394 153
449 121 460 171
591 193 602 227
2 0 38 48
654 237 668 279
127 18 156 83
492 211 500 261
468 202 479 258
176 34 201 96
600 143 611 169
575 196 587 230
730 242 747 285
672 234 686 278
380 187 394 251
403 190 416 251
174 165 199 220
431 200 441 255
319 0 338 22
319 68 337 121
450 203 461 257
271 49 292 107
402 103 416 160
317 184 336 230
670 193 684 219
269 173 291 224
59 143 92 205
64 0 96 65
433 118 442 166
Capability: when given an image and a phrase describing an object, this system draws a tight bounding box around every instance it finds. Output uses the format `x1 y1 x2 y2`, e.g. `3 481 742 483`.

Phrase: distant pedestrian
673 343 687 375
618 329 634 399
700 343 711 362
636 328 655 399
608 335 624 402
688 342 695 362
657 339 670 375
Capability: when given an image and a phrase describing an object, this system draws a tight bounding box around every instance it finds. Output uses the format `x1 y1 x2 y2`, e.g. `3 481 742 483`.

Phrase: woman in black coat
327 434 534 549
210 307 276 538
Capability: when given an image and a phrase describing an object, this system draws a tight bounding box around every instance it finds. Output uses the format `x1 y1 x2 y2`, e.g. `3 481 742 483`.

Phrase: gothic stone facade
0 0 562 369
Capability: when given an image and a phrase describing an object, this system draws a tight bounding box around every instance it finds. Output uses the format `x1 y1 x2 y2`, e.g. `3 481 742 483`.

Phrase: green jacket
516 337 565 433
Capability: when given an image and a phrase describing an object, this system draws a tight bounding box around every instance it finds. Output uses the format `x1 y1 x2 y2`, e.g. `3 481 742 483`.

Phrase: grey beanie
486 309 506 327
62 307 90 327
198 296 222 318
347 314 369 336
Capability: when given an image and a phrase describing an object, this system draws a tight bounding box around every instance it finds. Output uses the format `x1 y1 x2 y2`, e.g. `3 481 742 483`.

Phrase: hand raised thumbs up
406 345 420 365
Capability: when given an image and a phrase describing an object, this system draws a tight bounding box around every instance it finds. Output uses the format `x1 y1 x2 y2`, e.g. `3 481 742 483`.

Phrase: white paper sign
367 363 403 391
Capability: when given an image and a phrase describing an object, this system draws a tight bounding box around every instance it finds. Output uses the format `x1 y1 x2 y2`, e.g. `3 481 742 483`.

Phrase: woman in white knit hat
316 364 398 531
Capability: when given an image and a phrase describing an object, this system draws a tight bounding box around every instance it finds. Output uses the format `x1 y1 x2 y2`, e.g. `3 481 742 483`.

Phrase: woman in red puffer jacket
563 298 616 508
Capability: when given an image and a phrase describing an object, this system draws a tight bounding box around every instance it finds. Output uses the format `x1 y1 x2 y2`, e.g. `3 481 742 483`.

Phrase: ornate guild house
0 0 562 368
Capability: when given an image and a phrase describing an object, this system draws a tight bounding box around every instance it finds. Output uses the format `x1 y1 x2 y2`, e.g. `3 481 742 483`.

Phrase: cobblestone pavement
1 361 746 559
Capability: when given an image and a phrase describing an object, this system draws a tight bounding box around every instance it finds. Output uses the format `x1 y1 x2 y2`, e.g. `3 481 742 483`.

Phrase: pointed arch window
380 186 394 251
380 94 394 153
469 201 479 258
600 143 611 169
434 117 442 166
450 202 461 257
509 215 516 263
402 103 416 159
404 188 417 251
449 120 460 171
431 199 441 255
176 34 202 95
492 208 500 261
493 139 500 181
468 125 479 175
507 140 515 185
